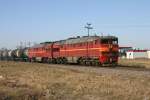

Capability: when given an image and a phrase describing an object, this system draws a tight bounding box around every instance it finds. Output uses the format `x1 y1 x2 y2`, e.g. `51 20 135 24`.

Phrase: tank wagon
13 48 28 61
0 48 29 61
0 50 3 60
8 50 15 60
28 36 119 66
1 49 9 60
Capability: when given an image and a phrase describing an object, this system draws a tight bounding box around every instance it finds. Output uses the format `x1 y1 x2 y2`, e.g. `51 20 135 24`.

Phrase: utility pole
28 42 31 48
84 23 93 60
20 42 23 49
84 23 93 36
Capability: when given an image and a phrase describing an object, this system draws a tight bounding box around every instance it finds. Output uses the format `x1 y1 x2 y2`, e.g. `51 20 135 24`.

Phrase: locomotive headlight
109 44 113 49
110 58 112 62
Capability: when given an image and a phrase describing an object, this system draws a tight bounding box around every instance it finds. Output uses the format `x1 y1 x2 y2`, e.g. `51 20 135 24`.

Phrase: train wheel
79 58 86 66
91 61 96 66
85 61 90 66
56 58 60 64
62 58 67 64
59 58 62 64
31 58 35 62
48 58 52 64
80 60 85 66
52 59 56 64
95 62 100 67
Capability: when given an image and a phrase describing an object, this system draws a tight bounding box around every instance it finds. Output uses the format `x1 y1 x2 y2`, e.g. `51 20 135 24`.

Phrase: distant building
126 50 148 59
119 46 133 58
147 51 150 59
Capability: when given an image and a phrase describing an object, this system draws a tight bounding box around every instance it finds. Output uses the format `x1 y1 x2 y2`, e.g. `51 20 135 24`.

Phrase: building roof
127 50 147 52
119 46 132 49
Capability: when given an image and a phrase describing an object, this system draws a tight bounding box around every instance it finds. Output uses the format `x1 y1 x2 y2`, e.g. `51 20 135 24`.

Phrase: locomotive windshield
101 38 118 44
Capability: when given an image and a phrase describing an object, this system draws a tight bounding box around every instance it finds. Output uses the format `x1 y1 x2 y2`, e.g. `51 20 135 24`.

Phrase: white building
126 50 148 59
147 51 150 59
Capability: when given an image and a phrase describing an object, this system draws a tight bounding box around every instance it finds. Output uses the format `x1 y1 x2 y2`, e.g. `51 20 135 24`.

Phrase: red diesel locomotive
28 36 119 66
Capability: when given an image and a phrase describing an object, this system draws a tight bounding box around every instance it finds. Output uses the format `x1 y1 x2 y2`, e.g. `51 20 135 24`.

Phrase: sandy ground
0 60 150 100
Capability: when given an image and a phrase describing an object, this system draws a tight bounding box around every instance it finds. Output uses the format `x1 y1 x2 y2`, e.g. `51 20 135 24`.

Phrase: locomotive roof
61 36 118 45
31 44 49 48
31 35 118 48
64 36 99 44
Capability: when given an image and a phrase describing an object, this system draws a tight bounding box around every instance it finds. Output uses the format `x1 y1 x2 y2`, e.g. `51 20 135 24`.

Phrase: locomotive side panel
28 44 53 62
58 36 119 65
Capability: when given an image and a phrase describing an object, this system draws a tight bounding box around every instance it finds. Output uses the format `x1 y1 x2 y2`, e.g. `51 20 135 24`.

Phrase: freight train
0 35 119 66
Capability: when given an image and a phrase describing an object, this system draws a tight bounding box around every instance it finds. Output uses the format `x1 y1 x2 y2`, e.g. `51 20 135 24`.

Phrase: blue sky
0 0 150 49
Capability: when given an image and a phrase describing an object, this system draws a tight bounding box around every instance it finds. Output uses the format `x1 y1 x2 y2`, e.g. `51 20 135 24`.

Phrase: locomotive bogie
66 57 79 63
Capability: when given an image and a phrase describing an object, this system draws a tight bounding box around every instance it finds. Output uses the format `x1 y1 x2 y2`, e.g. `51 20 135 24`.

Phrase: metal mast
84 23 93 60
84 23 93 36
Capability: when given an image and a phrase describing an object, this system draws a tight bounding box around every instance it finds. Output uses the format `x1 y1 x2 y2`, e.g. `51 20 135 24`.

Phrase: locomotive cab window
101 39 109 44
112 39 118 44
101 38 118 44
112 40 118 44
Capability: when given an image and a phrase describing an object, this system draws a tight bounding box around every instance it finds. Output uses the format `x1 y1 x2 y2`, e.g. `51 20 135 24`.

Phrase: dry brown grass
119 59 150 68
0 61 150 100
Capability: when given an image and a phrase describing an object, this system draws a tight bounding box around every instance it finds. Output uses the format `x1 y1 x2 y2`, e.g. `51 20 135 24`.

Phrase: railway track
42 63 150 77
62 63 150 72
1 60 150 76
117 65 150 72
3 60 150 72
